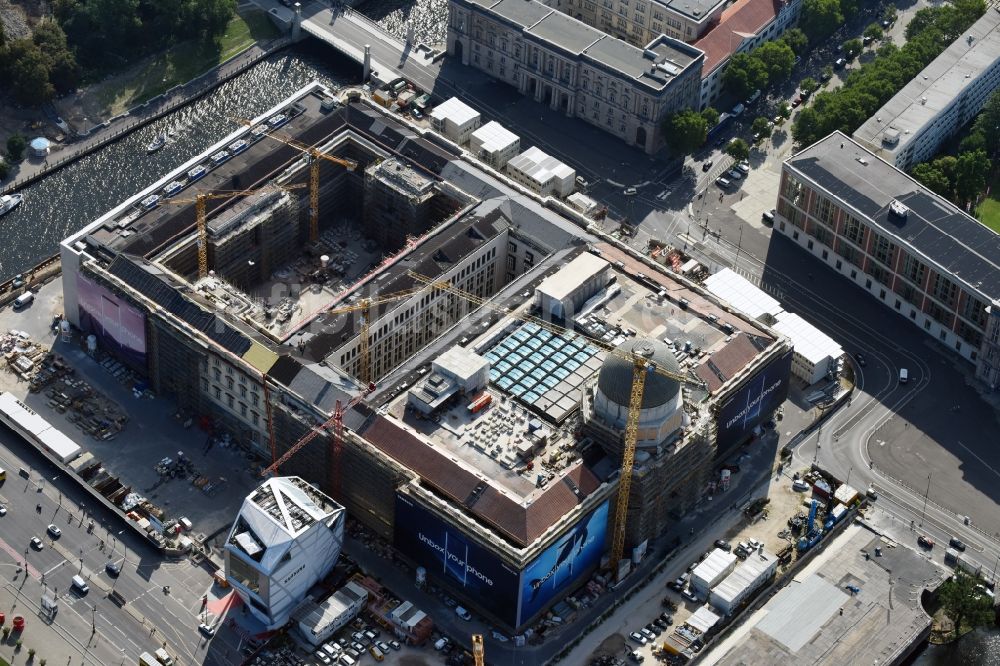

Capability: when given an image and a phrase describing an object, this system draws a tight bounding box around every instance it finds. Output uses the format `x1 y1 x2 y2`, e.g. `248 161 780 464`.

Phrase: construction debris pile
43 376 128 440
1 329 53 385
154 450 227 498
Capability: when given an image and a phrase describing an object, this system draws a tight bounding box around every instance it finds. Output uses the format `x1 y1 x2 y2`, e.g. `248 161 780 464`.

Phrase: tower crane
260 286 430 495
166 184 306 280
238 119 359 243
472 634 485 666
407 270 707 576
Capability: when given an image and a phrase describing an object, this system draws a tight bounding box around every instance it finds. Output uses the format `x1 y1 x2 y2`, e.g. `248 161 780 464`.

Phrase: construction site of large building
60 82 793 632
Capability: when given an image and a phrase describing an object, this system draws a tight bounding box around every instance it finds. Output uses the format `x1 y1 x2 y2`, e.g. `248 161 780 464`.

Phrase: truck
707 113 733 145
139 653 158 666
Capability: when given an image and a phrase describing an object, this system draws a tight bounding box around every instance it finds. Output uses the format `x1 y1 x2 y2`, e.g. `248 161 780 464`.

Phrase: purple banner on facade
77 273 147 369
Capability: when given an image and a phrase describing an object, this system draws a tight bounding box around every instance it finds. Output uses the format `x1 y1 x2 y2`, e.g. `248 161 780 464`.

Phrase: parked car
198 623 215 637
716 177 732 189
762 209 775 224
918 535 935 549
12 615 24 632
949 537 967 552
792 479 810 492
628 650 645 663
736 161 750 175
388 640 401 651
715 539 731 552
668 578 684 592
727 169 743 180
629 631 647 645
640 626 656 640
702 160 713 172
682 588 699 603
659 612 674 625
314 651 332 665
645 623 660 636
834 58 847 69
791 96 802 108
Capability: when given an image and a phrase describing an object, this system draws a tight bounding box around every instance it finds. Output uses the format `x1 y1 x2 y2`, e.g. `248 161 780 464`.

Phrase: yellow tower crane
260 287 430 494
166 184 306 280
238 119 359 243
472 634 485 666
407 271 707 575
323 288 428 384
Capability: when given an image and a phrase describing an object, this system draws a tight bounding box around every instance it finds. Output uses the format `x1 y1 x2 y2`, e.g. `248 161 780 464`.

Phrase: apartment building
447 0 704 153
692 0 802 109
852 8 1000 171
777 132 1000 387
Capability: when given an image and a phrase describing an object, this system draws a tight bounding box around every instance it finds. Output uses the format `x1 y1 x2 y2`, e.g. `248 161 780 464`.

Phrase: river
910 627 1000 666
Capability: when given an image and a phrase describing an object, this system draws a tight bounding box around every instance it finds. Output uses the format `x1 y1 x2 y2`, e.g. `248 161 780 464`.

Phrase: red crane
261 382 375 500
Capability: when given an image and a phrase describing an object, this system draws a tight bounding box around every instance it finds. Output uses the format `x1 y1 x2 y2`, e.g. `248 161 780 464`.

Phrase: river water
911 627 1000 666
0 44 360 279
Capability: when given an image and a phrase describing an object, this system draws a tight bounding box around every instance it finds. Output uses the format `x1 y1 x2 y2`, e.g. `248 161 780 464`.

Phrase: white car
727 169 744 180
792 479 810 492
314 651 331 665
629 631 647 645
0 505 6 516
47 524 61 538
30 537 43 550
197 622 215 637
736 161 750 174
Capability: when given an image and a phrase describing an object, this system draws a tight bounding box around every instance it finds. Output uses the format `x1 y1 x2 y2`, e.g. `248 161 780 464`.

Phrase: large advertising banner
393 493 521 626
76 273 148 369
517 500 609 626
716 350 793 450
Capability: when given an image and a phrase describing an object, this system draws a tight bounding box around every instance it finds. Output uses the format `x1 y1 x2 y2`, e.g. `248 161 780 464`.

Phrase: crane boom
261 384 373 478
167 184 306 280
236 119 359 243
610 360 649 571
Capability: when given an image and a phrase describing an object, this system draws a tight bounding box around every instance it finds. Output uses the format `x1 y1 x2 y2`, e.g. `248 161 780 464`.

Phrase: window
835 260 842 270
240 385 247 398
213 368 221 381
227 394 234 408
895 299 901 310
865 278 872 289
932 274 957 307
807 239 814 250
872 234 895 267
902 254 925 286
813 196 833 225
214 386 221 400
252 393 259 407
844 215 864 244
240 403 247 417
252 412 259 426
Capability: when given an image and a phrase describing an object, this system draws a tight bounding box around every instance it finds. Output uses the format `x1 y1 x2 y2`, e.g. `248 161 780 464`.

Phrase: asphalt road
0 428 232 665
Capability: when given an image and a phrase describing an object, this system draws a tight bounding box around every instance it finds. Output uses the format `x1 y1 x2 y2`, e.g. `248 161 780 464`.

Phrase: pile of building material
2 330 50 383
45 376 128 440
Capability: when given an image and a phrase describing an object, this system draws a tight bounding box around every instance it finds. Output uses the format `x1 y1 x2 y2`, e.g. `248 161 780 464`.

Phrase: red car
12 615 24 631
791 96 802 108
918 535 935 549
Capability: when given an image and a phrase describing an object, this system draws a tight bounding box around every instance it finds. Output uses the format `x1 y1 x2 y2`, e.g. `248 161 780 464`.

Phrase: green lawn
94 10 279 116
975 197 1000 233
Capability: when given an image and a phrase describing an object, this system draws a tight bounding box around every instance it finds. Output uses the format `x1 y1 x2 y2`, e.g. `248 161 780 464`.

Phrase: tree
864 23 884 42
911 161 953 198
752 116 772 138
0 158 9 181
781 28 809 55
842 38 863 58
959 130 987 155
972 90 1000 157
800 77 819 96
800 0 843 41
937 572 995 637
778 103 792 120
725 138 750 162
32 19 80 94
883 5 898 24
723 53 769 99
791 107 822 145
955 149 991 205
7 134 27 162
821 64 834 81
701 107 720 127
666 110 709 155
754 41 796 84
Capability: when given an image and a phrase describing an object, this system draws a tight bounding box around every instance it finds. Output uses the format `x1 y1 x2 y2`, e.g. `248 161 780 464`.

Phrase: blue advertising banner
393 493 521 626
716 350 793 450
518 500 609 626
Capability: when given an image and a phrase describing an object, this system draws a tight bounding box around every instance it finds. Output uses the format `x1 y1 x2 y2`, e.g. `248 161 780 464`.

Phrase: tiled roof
693 0 783 76
694 332 762 392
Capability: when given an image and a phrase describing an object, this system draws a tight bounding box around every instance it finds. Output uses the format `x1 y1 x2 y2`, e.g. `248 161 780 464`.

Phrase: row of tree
792 0 987 148
723 29 807 100
0 21 81 106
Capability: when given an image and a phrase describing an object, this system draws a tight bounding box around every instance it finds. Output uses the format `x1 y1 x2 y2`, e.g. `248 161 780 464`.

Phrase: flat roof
772 312 843 366
471 121 519 153
786 132 1000 303
508 147 575 184
692 548 738 583
852 8 1000 161
704 268 782 320
658 0 728 22
536 253 610 301
430 97 481 126
460 0 703 92
702 524 944 666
